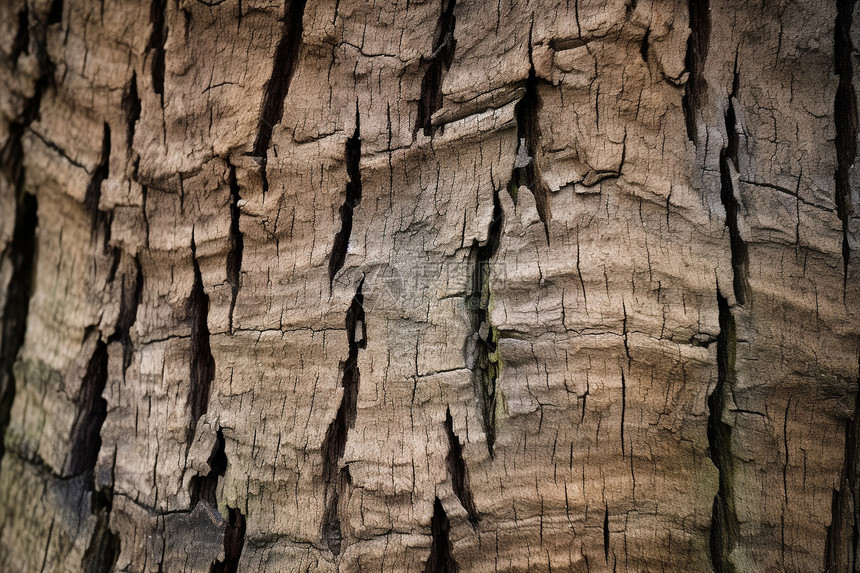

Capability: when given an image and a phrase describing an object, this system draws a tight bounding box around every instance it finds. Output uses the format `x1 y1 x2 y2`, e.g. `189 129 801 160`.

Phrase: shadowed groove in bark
425 497 458 573
84 123 111 239
107 256 142 374
825 353 860 572
68 340 109 476
835 0 857 297
121 72 141 152
190 428 227 508
467 183 503 458
511 28 550 242
415 0 457 136
321 279 365 556
47 0 62 25
708 293 739 573
720 66 750 307
188 238 215 442
211 507 246 573
0 192 38 469
329 110 361 287
681 0 710 143
603 504 610 563
10 6 29 65
81 489 120 573
147 0 167 98
252 0 307 159
444 407 479 526
227 165 243 333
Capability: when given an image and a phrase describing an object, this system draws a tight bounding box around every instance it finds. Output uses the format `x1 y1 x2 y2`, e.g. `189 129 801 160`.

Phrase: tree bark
0 0 858 572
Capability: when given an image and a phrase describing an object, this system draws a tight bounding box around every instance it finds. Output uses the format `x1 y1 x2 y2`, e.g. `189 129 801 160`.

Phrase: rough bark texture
0 1 858 572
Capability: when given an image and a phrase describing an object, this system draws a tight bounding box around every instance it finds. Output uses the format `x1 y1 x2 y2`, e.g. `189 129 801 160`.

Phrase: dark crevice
329 110 361 287
11 7 30 65
414 0 457 136
81 489 120 573
47 0 63 25
639 29 650 64
511 30 550 243
681 0 710 143
211 507 246 573
321 280 365 556
147 0 167 99
226 166 243 333
467 184 503 458
68 340 109 476
707 293 738 573
0 192 38 469
444 408 479 526
107 256 142 374
121 72 141 152
251 0 307 159
825 353 860 572
835 0 857 298
187 239 214 442
720 66 750 307
190 428 227 508
84 123 111 240
603 504 610 563
425 497 458 573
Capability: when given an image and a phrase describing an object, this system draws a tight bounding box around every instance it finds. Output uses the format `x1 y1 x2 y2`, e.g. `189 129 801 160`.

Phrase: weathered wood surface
0 0 858 571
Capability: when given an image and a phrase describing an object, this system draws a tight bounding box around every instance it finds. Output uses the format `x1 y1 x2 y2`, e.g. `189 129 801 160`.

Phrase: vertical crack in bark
511 26 550 242
468 184 503 458
825 353 860 572
425 497 459 573
720 66 750 307
329 109 361 287
85 123 111 240
603 504 610 563
81 489 120 573
227 166 243 334
321 280 365 556
107 257 142 374
211 507 246 573
188 238 215 442
252 0 307 159
415 0 457 136
0 192 38 469
444 407 479 526
10 6 30 65
681 0 710 143
147 0 167 100
47 0 63 25
835 0 857 298
121 72 141 153
68 340 109 476
190 428 227 508
707 293 739 573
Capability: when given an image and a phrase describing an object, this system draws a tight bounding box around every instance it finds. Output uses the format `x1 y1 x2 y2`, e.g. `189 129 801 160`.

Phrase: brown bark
0 0 858 571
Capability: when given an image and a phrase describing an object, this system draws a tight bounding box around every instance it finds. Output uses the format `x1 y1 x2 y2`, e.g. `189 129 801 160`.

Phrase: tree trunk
0 0 858 571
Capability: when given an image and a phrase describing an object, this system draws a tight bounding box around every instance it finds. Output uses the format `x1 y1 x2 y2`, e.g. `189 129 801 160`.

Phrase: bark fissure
511 33 550 242
603 504 610 563
68 340 109 476
227 166 243 333
329 111 361 287
11 7 30 65
467 184 503 457
147 0 167 98
425 497 458 573
188 239 215 441
681 0 710 142
84 123 111 238
707 293 739 573
444 408 479 526
81 490 120 573
251 0 307 159
720 67 750 307
107 257 142 374
211 507 246 573
121 71 141 152
190 428 227 508
834 0 857 297
321 280 365 556
415 0 457 136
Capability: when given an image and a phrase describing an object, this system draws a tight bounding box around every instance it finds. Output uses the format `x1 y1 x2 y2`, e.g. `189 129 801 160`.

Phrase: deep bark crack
211 507 246 573
425 497 459 573
444 408 479 526
188 238 215 442
227 166 243 333
415 0 457 136
329 109 361 287
682 0 710 143
147 0 167 100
